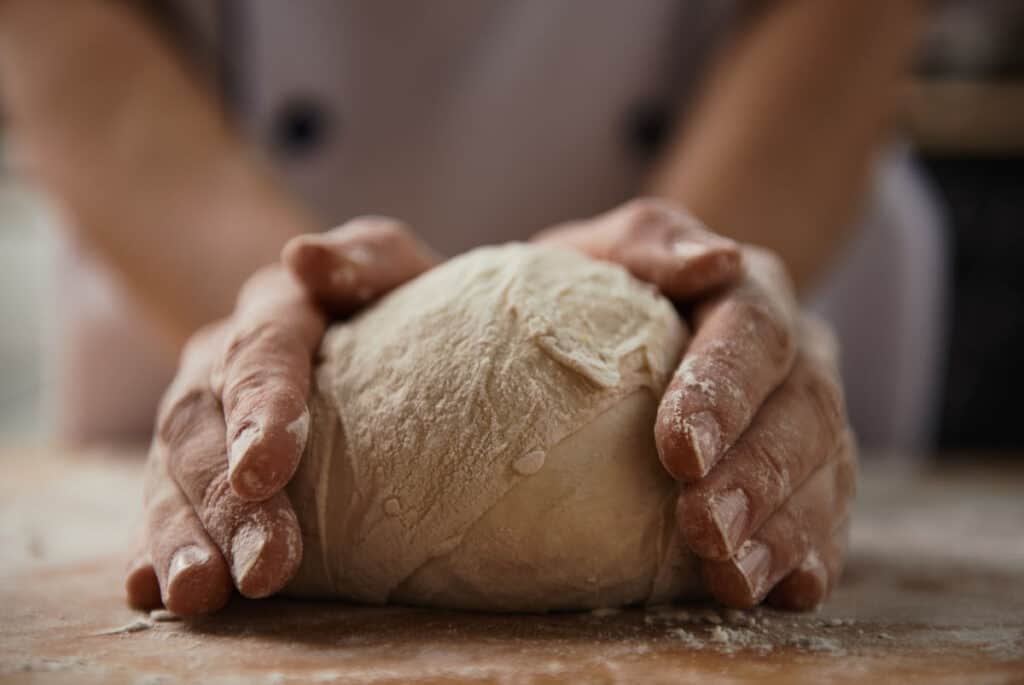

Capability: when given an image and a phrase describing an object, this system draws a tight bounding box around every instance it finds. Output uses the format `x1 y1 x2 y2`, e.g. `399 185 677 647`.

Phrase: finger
144 447 233 616
210 270 325 501
656 247 800 481
676 327 846 559
767 518 851 611
533 199 743 298
158 378 303 599
282 216 441 316
124 535 162 612
700 437 856 608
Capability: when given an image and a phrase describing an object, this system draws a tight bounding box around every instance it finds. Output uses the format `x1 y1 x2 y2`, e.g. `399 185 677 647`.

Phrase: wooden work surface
1 447 1023 684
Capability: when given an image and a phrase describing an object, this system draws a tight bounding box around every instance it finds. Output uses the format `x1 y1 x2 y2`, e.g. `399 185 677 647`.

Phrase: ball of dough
284 243 702 611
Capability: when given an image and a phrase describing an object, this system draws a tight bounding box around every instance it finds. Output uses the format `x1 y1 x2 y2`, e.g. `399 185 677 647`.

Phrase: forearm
0 0 319 345
649 0 925 290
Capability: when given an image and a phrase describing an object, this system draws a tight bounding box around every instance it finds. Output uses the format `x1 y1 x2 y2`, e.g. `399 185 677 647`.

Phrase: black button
626 100 673 161
273 98 333 156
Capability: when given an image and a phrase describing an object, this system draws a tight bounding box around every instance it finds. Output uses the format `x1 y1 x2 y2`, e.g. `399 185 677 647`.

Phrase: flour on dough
285 243 702 611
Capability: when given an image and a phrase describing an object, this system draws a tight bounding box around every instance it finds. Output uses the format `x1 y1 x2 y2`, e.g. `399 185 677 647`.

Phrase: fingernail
230 420 269 498
168 545 210 586
670 240 713 260
229 422 263 471
708 488 749 557
286 407 310 452
734 540 773 601
795 551 829 609
797 550 828 590
230 521 268 589
683 411 722 474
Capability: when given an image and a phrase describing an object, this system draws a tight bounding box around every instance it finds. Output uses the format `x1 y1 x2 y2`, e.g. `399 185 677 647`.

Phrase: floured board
1 447 1022 684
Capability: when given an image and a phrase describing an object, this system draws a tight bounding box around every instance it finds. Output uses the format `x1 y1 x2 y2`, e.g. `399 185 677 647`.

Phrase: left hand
535 199 857 610
125 218 440 615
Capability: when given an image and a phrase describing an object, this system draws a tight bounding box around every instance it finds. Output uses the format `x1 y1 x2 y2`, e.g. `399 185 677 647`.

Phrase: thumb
534 199 743 300
282 216 441 317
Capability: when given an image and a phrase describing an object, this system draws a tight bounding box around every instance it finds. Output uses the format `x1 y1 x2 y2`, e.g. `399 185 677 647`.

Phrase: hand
124 217 439 615
536 199 857 610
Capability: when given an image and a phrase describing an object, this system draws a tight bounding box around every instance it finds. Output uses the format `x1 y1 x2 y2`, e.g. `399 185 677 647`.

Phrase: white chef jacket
51 0 948 453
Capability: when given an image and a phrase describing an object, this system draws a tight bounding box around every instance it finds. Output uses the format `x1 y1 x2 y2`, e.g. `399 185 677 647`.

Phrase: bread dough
285 243 702 611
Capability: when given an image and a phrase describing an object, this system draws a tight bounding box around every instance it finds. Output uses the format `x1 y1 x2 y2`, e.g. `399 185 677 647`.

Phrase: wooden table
2 447 1023 684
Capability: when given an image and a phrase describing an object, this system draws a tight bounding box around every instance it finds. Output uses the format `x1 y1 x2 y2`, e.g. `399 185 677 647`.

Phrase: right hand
536 200 856 610
124 217 439 616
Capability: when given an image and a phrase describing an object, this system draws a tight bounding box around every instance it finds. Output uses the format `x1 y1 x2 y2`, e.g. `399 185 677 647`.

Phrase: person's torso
62 0 949 453
194 0 737 253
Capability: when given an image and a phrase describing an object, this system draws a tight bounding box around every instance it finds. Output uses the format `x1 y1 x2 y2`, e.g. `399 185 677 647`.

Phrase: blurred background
1 0 1023 453
0 149 53 440
912 1 1024 453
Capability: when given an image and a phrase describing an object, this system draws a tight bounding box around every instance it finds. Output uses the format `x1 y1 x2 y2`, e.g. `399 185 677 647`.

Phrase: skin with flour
285 244 702 611
127 205 855 615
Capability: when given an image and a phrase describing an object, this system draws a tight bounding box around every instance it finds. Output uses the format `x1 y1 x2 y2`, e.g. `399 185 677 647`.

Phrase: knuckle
730 297 794 367
680 351 741 404
162 500 197 534
158 387 216 450
618 198 677 238
230 370 301 412
221 323 306 388
198 470 243 539
222 322 274 369
800 366 845 436
221 361 305 422
200 469 233 517
744 438 791 501
143 476 181 518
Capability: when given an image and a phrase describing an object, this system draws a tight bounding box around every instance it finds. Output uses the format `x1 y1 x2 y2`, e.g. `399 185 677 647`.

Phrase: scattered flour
511 450 546 476
149 610 181 623
646 605 879 656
